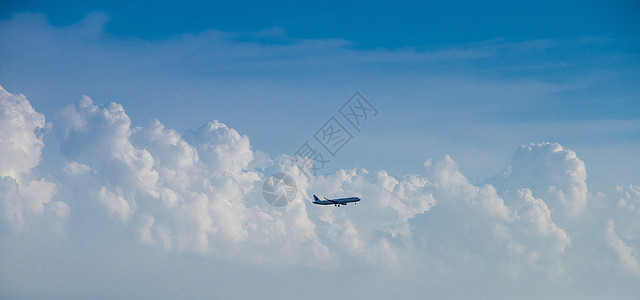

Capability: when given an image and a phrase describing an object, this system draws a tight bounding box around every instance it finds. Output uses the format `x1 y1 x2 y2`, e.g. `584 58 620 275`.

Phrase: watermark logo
262 92 377 207
340 92 378 132
262 172 297 207
314 117 353 157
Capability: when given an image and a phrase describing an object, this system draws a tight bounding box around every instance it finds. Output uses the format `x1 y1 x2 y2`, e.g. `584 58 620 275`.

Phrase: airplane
312 195 361 207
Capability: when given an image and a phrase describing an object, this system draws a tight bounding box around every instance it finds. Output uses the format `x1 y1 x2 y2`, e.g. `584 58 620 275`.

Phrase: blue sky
1 1 639 299
3 0 640 47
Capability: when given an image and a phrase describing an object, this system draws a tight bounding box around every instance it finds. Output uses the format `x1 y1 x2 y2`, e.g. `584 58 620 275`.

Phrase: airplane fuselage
312 195 360 207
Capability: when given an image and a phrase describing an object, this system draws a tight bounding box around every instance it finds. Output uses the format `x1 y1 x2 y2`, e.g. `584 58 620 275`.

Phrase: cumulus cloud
501 189 571 276
46 94 445 268
2 84 640 296
46 94 459 268
0 85 47 179
419 155 570 277
57 96 160 197
0 85 68 231
97 186 135 223
308 168 435 265
426 155 512 221
487 142 588 218
0 177 66 231
605 219 640 277
616 185 640 214
53 96 333 267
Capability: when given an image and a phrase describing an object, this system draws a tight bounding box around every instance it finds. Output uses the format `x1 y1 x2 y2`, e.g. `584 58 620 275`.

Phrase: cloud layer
1 84 639 297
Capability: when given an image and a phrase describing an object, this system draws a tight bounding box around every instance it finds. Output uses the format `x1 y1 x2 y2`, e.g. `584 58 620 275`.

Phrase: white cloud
57 96 160 198
63 161 92 176
52 96 334 267
48 94 443 267
0 85 67 231
605 219 640 277
0 85 47 180
502 189 571 276
97 186 134 223
516 189 570 254
616 185 640 214
43 94 625 280
426 155 513 221
487 142 588 218
2 83 639 298
308 168 435 265
421 155 571 277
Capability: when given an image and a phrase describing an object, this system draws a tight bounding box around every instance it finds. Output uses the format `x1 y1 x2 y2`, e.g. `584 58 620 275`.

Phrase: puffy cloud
49 95 445 267
97 186 135 223
605 219 640 277
57 96 160 198
498 189 570 276
426 155 512 221
516 189 570 254
184 120 255 176
600 185 640 279
0 85 47 179
308 168 435 265
420 155 570 277
3 84 640 295
616 185 640 214
48 96 594 276
0 177 65 230
0 85 67 230
53 97 332 266
487 142 588 218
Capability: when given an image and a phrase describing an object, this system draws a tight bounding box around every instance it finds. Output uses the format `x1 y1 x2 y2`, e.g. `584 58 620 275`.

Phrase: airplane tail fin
313 195 319 202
